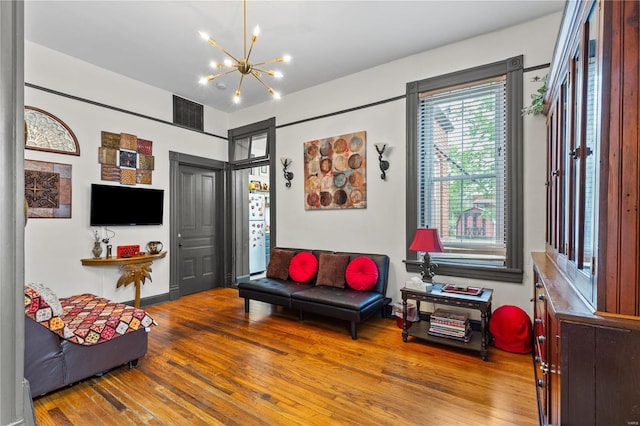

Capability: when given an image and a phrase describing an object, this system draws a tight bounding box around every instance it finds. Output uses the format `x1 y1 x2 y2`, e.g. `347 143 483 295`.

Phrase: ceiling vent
173 95 203 131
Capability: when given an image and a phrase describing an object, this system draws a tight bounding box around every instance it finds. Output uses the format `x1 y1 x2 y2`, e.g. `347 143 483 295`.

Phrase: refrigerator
249 193 266 274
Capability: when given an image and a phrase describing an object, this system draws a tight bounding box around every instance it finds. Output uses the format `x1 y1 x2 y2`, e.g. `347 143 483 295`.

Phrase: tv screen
90 184 164 226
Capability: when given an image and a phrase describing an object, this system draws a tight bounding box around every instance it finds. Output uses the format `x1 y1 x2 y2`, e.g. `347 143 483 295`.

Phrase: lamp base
420 252 438 282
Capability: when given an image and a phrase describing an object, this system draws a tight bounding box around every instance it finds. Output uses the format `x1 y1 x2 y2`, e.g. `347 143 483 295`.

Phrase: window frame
228 120 271 166
405 56 524 283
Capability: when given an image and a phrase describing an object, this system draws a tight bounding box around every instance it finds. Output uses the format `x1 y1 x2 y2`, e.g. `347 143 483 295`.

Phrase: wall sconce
280 157 294 188
374 143 390 180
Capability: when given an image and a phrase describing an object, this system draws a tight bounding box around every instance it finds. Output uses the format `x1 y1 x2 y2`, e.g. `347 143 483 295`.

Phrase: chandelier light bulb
198 0 290 103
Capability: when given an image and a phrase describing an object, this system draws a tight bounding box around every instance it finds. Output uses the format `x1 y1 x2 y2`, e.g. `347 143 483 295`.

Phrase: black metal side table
401 283 493 361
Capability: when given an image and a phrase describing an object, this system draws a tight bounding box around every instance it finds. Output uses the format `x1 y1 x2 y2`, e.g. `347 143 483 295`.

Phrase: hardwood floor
32 288 539 425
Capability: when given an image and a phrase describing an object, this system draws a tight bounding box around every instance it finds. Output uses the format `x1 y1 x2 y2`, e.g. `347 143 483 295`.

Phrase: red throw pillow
288 251 319 283
345 256 378 291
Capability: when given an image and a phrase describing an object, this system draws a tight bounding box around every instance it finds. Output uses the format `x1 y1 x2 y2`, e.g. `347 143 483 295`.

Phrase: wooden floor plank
32 288 539 425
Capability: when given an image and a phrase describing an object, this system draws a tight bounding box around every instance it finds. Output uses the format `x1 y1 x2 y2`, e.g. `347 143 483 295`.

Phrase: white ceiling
24 1 564 113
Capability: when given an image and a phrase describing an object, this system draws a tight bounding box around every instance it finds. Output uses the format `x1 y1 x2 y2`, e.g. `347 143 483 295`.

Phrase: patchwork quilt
25 286 156 346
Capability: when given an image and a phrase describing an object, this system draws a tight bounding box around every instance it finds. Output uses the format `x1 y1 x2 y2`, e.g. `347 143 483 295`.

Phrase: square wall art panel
99 131 155 185
24 159 72 218
303 130 366 210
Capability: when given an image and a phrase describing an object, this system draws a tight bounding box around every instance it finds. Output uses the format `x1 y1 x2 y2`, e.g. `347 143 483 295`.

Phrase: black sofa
238 248 390 339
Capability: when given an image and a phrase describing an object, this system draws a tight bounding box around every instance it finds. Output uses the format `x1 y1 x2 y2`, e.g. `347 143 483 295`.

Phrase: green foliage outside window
440 93 499 238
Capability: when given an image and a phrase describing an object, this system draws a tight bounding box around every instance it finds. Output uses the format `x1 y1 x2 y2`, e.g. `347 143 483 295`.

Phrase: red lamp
409 227 444 282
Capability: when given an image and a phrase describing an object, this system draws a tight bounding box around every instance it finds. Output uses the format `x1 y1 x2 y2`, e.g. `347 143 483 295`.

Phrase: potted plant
522 74 547 116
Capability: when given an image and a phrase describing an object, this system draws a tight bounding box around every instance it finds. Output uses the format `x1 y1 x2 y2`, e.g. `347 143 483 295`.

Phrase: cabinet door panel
595 327 640 425
561 322 595 425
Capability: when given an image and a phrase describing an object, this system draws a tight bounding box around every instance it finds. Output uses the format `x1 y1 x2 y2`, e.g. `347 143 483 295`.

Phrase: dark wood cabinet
533 253 640 426
535 1 640 424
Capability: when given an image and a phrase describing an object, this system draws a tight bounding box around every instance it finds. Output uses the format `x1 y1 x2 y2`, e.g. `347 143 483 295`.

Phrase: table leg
480 309 488 361
134 277 141 308
402 295 408 342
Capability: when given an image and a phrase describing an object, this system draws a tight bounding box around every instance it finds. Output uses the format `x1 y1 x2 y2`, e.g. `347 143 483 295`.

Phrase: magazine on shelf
429 328 469 339
429 322 471 335
429 322 469 332
431 308 469 324
428 328 472 342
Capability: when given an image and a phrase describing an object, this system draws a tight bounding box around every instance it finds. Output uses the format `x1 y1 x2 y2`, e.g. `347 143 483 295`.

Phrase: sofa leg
299 311 304 321
128 359 139 369
350 322 357 340
244 298 250 313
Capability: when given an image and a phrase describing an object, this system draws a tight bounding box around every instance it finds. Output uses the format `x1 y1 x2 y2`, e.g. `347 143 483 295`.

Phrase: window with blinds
418 77 507 266
405 56 523 282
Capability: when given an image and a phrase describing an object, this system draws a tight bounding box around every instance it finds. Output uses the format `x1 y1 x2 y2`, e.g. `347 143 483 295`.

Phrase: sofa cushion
289 251 319 283
345 256 379 291
24 284 75 342
266 249 295 280
316 253 350 288
26 283 63 316
238 277 314 297
291 286 383 311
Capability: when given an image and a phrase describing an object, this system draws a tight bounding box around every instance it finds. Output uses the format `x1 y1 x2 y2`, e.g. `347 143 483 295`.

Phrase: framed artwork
24 106 80 155
119 149 138 169
24 159 72 218
303 130 367 210
98 131 155 185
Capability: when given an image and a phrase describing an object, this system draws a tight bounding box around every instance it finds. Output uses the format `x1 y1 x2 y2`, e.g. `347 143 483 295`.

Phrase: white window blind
418 76 507 266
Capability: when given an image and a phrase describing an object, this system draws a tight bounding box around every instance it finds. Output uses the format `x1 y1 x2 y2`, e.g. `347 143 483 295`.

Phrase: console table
401 283 493 360
80 251 166 308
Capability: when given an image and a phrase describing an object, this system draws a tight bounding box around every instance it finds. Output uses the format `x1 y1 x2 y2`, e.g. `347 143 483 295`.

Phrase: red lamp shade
409 228 444 253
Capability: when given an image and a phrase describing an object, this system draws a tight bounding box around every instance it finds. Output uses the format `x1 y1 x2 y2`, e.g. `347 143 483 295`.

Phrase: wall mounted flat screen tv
90 184 164 226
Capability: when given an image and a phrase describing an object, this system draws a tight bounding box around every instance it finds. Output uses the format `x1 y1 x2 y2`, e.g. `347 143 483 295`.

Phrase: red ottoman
489 305 532 354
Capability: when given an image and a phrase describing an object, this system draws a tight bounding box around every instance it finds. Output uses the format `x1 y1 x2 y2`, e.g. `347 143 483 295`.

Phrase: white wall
231 12 561 317
23 11 560 316
24 42 229 301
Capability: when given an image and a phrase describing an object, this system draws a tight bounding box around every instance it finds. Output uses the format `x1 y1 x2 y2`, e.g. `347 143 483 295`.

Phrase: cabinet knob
538 294 546 301
538 335 546 343
569 148 580 159
537 379 545 387
534 318 542 325
534 355 541 363
535 282 543 289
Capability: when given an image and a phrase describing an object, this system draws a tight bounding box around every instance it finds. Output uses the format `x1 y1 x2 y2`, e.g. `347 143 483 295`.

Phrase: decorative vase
92 241 103 258
146 241 163 254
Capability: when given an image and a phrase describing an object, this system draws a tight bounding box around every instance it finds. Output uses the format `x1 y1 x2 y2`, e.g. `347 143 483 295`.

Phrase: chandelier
198 0 291 104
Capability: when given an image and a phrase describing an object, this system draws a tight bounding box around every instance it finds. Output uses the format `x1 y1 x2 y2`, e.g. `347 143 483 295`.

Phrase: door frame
169 151 226 300
226 118 277 286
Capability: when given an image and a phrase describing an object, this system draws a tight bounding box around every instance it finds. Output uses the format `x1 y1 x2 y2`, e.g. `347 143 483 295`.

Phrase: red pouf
489 305 533 354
